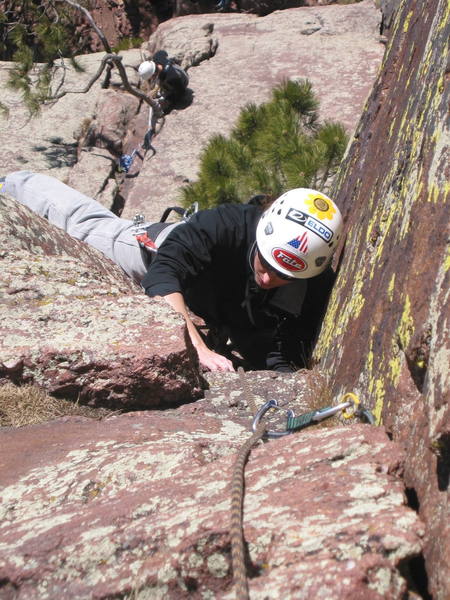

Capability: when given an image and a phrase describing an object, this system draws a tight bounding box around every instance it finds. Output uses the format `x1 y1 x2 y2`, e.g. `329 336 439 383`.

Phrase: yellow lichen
426 183 439 203
373 379 385 425
389 354 401 386
388 117 397 140
366 347 374 379
444 244 450 273
369 202 397 279
398 295 414 350
37 298 54 306
437 3 450 32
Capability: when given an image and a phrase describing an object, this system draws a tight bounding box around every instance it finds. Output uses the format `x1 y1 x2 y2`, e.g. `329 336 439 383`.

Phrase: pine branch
180 79 348 209
47 53 159 109
3 0 159 114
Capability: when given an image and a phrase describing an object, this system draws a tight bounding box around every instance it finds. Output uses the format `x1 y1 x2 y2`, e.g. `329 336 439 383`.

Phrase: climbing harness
131 202 199 252
229 369 375 600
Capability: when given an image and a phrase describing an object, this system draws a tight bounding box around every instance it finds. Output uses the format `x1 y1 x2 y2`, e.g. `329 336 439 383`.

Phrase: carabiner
341 393 376 424
252 399 295 439
310 400 353 421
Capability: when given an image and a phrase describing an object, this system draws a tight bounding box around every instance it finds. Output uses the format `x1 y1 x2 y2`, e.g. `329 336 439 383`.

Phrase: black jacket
142 204 334 371
158 62 188 100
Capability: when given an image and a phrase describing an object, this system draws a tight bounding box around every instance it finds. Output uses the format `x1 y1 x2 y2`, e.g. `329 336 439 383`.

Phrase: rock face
0 402 424 599
1 1 447 598
0 0 361 61
313 0 450 597
0 194 203 409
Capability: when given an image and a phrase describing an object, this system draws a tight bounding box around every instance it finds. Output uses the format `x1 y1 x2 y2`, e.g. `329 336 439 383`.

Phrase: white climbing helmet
256 188 343 279
138 60 156 80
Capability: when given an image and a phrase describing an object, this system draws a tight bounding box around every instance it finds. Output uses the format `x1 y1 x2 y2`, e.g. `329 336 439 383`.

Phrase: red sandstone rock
0 413 423 599
313 0 450 597
0 195 203 409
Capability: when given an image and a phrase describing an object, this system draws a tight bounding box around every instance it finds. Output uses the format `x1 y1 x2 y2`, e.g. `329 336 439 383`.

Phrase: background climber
138 53 189 114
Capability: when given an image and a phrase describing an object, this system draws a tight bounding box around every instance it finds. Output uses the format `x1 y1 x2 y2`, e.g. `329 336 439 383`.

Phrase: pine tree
180 79 348 209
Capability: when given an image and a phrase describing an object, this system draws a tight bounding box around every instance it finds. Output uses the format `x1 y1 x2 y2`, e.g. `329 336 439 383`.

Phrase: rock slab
0 412 424 599
0 194 203 408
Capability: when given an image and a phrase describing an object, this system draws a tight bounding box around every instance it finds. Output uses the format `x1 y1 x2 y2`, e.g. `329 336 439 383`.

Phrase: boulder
0 194 203 409
313 0 450 597
67 147 118 210
83 88 141 156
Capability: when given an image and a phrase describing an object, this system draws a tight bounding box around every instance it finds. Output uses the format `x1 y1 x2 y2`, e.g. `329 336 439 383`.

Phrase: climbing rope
230 423 266 600
229 370 375 599
118 85 165 173
229 367 266 600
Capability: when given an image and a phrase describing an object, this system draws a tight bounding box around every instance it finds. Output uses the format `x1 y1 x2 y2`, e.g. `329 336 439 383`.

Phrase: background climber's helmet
138 60 156 80
256 188 343 279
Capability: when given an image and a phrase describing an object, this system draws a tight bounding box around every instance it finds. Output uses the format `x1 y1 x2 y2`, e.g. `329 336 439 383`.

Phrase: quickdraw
118 88 164 173
230 369 376 600
252 393 375 439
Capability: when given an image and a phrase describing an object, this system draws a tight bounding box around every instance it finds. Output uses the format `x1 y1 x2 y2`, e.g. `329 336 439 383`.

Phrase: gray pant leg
4 171 149 284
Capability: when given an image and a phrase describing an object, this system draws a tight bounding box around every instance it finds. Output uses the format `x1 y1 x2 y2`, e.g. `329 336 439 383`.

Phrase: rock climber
1 172 343 373
138 54 189 114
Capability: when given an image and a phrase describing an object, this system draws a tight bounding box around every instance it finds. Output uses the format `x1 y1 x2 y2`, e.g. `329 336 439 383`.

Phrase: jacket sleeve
141 205 250 298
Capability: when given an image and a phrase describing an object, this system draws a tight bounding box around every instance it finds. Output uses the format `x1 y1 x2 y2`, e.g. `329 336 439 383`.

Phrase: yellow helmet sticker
305 194 336 221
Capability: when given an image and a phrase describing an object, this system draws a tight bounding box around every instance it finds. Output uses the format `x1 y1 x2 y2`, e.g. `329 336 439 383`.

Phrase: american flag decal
287 232 308 253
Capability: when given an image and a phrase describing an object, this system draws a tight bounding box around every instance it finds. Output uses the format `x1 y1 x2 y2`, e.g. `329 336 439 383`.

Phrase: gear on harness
118 83 164 173
132 202 199 252
118 150 138 173
118 124 157 173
